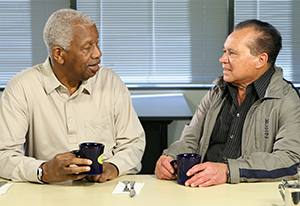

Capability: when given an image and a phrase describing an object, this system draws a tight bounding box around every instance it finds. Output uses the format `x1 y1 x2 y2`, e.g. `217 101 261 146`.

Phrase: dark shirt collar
223 66 275 99
253 66 275 98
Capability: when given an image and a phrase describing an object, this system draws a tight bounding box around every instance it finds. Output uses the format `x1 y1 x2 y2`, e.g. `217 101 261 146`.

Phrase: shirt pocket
84 118 112 143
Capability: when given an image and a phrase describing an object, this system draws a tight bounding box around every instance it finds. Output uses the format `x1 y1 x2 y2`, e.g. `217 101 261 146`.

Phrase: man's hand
42 152 92 183
86 162 119 182
154 155 176 180
184 162 228 187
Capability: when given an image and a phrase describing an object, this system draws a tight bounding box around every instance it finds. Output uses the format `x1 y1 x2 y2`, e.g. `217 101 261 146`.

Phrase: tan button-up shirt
0 58 145 182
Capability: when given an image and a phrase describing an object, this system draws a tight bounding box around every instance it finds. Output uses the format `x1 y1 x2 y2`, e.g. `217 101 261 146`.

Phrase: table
131 94 193 174
0 175 284 206
131 93 193 121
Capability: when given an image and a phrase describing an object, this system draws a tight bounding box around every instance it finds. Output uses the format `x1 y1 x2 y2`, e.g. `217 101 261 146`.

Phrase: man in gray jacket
155 19 300 187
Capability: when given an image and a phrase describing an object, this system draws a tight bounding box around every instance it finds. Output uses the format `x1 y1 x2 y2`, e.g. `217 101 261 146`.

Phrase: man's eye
83 45 94 52
228 51 235 55
223 50 233 55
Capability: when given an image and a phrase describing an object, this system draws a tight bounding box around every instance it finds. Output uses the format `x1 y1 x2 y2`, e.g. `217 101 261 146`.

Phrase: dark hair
234 19 282 66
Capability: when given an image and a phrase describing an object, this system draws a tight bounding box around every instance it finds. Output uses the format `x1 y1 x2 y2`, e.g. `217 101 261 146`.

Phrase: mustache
88 59 100 66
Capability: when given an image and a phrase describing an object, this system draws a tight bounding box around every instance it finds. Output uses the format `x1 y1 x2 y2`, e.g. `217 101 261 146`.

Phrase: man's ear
256 52 269 69
52 46 65 65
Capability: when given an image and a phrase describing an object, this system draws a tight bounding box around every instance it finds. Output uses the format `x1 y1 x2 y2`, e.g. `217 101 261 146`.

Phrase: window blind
0 0 70 88
235 0 300 85
77 0 228 86
1 1 299 88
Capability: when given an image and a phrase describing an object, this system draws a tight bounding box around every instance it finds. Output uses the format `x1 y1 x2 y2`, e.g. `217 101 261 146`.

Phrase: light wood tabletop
0 175 285 206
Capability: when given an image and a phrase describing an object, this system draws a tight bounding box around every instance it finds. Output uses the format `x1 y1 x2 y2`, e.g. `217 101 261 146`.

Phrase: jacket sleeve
228 85 300 183
163 84 222 159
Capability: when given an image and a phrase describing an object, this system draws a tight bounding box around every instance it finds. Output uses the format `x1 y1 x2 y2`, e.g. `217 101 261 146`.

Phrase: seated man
0 9 145 184
155 19 300 187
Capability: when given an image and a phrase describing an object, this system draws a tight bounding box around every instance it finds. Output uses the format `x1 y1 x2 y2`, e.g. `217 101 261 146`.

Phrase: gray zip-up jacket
164 66 300 183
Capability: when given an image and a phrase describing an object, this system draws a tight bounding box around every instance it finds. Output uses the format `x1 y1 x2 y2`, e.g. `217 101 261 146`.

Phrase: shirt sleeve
104 78 146 176
0 78 44 182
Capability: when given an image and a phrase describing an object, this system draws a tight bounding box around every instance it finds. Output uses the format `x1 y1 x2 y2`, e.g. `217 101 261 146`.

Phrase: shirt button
230 135 234 139
69 117 72 122
236 113 240 117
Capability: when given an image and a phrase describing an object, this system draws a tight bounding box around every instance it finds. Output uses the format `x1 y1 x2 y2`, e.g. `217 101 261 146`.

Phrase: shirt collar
253 66 275 99
223 66 275 99
42 57 91 95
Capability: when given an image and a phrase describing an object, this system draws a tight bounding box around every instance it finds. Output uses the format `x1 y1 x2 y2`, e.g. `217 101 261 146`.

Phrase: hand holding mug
41 152 92 183
72 142 105 176
184 161 228 187
170 153 201 185
155 155 176 180
85 162 119 182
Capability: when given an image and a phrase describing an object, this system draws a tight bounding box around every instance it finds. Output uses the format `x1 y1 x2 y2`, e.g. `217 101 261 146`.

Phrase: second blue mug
171 153 201 185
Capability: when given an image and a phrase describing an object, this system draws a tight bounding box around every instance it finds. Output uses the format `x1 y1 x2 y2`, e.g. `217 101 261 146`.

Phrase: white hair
43 9 95 58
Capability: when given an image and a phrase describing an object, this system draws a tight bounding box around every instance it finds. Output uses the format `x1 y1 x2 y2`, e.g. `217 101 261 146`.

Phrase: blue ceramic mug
171 153 201 185
72 142 105 175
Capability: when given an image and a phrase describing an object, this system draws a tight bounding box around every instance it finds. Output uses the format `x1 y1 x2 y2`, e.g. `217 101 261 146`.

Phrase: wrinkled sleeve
163 86 218 159
0 78 43 182
105 78 146 176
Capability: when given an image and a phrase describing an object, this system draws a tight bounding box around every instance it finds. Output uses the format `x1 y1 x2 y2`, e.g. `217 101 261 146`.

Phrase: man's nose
93 45 102 59
219 52 228 63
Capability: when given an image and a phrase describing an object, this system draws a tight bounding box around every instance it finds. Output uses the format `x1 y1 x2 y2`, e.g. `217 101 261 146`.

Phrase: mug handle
71 150 80 157
170 160 177 176
278 184 286 201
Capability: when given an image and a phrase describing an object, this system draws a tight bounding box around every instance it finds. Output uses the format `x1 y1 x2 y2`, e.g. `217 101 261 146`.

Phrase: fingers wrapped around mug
184 162 228 187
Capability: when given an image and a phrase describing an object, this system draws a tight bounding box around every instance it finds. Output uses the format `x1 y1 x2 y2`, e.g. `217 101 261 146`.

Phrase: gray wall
130 89 208 146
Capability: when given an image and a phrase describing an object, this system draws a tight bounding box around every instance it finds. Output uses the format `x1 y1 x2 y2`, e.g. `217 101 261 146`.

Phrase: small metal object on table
129 181 136 197
122 181 130 192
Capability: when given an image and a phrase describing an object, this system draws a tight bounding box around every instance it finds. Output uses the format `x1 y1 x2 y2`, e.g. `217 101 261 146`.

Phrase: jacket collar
264 66 285 98
214 65 285 100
